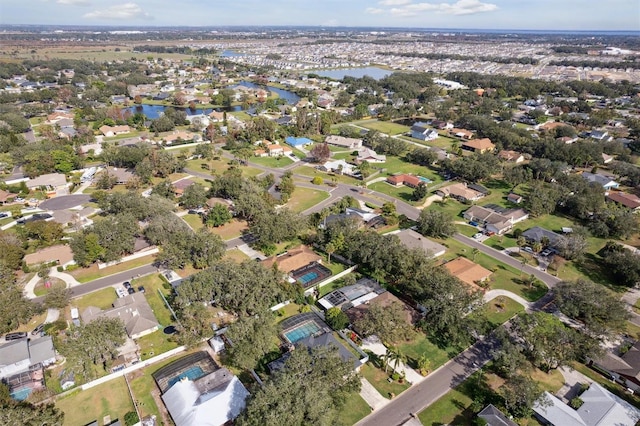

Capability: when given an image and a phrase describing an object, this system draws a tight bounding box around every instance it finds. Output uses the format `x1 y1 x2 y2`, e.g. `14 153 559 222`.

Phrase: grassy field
208 218 248 240
250 155 294 168
336 392 372 426
182 212 204 231
354 119 411 136
398 333 454 371
285 186 330 213
55 377 135 426
74 287 118 312
223 248 251 263
369 181 418 205
69 257 155 283
476 296 525 328
184 158 263 178
294 164 362 185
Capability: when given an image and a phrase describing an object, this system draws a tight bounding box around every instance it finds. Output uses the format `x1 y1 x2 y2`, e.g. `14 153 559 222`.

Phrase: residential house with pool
261 245 332 290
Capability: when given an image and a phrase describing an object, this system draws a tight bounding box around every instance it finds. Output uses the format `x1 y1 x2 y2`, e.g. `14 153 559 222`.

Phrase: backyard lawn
368 181 417 205
294 165 361 185
131 274 174 326
285 186 330 213
74 287 118 312
398 333 453 372
56 377 135 426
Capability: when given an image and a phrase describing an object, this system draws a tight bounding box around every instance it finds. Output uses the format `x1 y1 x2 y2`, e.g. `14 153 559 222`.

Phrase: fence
303 265 357 295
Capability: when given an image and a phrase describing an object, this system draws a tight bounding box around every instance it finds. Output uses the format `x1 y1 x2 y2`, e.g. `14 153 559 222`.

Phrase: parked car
115 287 127 298
5 332 27 341
473 233 483 240
0 212 8 218
123 281 132 289
31 324 44 335
127 287 135 294
540 249 553 257
469 221 479 227
137 286 145 293
523 246 534 253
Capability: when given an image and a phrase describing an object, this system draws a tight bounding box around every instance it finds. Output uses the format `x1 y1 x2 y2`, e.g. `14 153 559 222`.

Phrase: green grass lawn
136 331 179 361
354 119 411 136
369 181 418 205
475 296 525 328
360 363 410 399
223 248 250 263
418 384 474 426
398 333 454 371
336 392 372 426
74 287 118 312
131 274 174 326
294 165 361 185
208 218 248 240
250 155 294 168
55 377 135 426
69 256 155 283
182 212 204 231
285 186 330 213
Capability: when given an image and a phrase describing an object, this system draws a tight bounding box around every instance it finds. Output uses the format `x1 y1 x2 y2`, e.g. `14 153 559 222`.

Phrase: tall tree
416 210 455 238
226 311 278 370
354 302 415 344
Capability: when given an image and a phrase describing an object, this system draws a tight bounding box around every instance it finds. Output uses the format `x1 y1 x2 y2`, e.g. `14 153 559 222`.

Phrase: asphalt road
39 194 92 211
357 336 500 426
32 264 158 304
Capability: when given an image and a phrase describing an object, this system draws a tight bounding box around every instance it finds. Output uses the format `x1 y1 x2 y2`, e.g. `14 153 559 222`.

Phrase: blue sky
1 0 639 30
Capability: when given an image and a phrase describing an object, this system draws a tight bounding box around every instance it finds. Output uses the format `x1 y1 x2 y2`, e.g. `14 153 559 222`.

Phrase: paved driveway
39 194 92 211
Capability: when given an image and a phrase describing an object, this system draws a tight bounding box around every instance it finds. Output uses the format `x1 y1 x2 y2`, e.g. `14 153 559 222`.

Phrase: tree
417 354 431 376
180 183 208 209
357 160 372 179
0 265 38 334
325 307 349 330
0 231 25 270
600 242 640 287
384 346 406 375
278 171 296 202
354 302 415 344
43 283 71 309
174 302 212 347
236 346 360 426
554 279 629 336
556 230 588 261
204 204 233 227
411 182 428 201
501 374 543 418
310 143 331 163
94 170 117 190
0 392 63 426
226 311 278 370
416 210 455 238
250 208 307 247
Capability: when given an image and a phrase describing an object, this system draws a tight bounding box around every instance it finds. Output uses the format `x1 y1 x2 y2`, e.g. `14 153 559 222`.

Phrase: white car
473 233 483 240
115 287 127 298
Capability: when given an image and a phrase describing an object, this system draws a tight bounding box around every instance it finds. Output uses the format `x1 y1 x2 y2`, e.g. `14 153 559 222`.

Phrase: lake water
312 67 392 80
220 50 245 57
124 81 300 119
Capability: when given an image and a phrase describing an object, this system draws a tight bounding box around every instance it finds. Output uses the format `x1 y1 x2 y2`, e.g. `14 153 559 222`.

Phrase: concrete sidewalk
359 378 388 410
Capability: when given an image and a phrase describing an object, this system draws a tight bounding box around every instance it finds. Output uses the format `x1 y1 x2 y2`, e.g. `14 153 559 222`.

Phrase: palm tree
417 354 431 376
325 242 336 264
516 236 526 253
386 346 406 376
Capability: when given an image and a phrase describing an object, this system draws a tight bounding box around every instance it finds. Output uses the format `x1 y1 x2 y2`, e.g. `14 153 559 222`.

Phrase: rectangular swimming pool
167 366 205 388
283 321 322 343
297 271 319 285
418 176 432 183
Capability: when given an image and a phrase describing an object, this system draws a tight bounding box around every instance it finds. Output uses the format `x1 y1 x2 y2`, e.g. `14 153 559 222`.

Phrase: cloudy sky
2 0 638 31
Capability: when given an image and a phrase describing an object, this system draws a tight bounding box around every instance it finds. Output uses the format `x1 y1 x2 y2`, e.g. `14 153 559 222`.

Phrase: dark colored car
0 213 8 218
31 324 44 336
137 286 145 293
5 332 27 341
127 287 135 294
123 281 132 289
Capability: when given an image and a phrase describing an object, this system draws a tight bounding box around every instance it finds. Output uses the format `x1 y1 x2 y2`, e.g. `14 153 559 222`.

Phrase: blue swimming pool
418 176 432 183
284 321 322 343
297 271 319 285
167 366 205 388
10 387 32 401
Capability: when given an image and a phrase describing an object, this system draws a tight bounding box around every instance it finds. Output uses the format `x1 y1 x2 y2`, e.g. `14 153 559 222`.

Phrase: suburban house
162 130 202 145
387 173 422 188
450 128 474 140
46 111 74 124
317 159 356 176
285 136 313 148
581 172 619 190
477 404 517 426
606 191 640 212
522 226 563 248
318 278 385 311
507 193 524 204
430 120 453 130
81 293 160 339
99 125 131 137
601 152 614 164
266 143 293 157
410 122 439 141
261 245 322 274
498 150 525 163
591 340 640 391
324 135 362 149
461 138 495 154
443 257 492 289
463 205 529 235
208 111 225 122
172 178 196 197
590 130 611 142
102 166 135 185
436 182 485 203
24 244 74 267
26 173 68 192
394 229 447 258
533 384 640 426
357 147 386 163
346 291 417 330
322 207 385 230
0 336 57 379
0 189 15 204
162 366 249 426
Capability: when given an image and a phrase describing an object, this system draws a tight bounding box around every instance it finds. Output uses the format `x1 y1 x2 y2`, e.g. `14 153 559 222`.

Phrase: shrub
311 176 324 185
124 411 139 426
569 397 584 409
56 266 63 272
325 307 349 330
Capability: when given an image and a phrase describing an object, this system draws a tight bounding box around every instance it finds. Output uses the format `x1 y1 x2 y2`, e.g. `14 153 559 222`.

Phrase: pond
312 67 393 80
124 81 300 119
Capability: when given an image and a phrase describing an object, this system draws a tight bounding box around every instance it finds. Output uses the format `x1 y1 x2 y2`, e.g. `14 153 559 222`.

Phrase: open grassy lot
69 256 155 283
250 155 294 168
55 377 135 426
285 186 330 213
184 158 263 178
74 287 118 312
208 218 248 240
369 181 418 205
131 274 174 325
336 392 372 426
476 296 525 328
294 164 361 185
353 119 411 136
360 362 410 399
418 383 474 426
182 212 204 231
223 248 250 263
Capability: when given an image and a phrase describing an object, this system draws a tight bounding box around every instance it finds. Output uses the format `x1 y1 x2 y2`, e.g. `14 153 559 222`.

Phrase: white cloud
378 0 412 5
386 0 497 17
83 2 152 19
57 0 90 5
365 7 384 14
